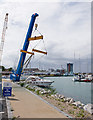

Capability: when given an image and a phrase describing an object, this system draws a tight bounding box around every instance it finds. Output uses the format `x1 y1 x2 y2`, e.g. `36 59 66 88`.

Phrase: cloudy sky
0 0 91 72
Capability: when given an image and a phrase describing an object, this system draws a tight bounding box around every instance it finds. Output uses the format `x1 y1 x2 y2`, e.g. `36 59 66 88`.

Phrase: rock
66 97 72 102
72 101 82 107
48 90 51 94
69 98 74 103
83 104 93 114
54 94 58 98
51 95 55 97
81 103 85 107
58 94 61 98
63 98 67 102
78 106 83 109
25 84 29 88
60 95 65 99
40 91 44 94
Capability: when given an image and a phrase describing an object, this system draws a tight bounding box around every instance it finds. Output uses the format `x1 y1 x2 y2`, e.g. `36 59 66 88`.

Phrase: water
44 77 91 104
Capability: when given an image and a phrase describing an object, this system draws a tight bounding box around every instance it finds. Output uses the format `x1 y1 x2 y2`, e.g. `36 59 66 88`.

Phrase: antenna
74 51 76 73
79 54 81 73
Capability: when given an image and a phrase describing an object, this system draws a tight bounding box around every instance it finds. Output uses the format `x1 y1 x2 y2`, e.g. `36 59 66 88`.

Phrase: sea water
44 76 91 104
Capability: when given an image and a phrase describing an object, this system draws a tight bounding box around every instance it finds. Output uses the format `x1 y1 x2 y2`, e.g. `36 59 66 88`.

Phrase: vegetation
2 66 5 71
75 109 84 117
73 106 78 109
20 83 24 87
12 117 16 120
68 109 74 115
2 65 13 71
58 102 61 105
36 90 40 95
61 99 65 102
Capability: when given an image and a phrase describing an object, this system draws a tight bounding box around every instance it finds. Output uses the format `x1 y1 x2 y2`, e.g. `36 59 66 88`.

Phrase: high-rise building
67 63 73 74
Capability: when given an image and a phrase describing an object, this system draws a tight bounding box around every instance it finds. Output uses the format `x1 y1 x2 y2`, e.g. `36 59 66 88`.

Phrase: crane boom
10 13 38 81
0 13 8 65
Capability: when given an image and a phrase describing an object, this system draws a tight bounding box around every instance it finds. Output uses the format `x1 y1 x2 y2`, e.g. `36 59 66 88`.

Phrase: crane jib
10 13 39 81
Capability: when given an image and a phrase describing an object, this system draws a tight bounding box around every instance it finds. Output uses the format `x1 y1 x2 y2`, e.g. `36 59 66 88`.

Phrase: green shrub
73 106 78 109
20 83 24 87
36 90 40 95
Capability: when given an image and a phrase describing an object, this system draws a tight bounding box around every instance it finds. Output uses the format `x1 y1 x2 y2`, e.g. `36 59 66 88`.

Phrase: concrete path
8 82 67 118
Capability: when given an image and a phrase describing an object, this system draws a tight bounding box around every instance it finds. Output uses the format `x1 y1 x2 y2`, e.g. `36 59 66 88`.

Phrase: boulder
69 98 74 103
83 104 93 114
48 90 51 94
66 97 72 102
78 106 83 109
60 95 65 99
40 91 44 94
72 101 82 107
63 98 67 102
51 95 55 97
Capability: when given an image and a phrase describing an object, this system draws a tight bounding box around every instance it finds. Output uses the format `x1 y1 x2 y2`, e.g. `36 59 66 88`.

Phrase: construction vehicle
10 13 47 81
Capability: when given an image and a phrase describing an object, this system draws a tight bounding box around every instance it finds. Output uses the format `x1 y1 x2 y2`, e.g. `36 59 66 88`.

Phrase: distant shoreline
39 75 73 77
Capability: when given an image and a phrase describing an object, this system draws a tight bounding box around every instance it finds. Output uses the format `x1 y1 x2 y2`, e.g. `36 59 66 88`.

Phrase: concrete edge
6 97 13 119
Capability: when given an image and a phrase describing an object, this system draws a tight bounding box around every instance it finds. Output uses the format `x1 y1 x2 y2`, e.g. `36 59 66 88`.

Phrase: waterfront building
67 63 73 75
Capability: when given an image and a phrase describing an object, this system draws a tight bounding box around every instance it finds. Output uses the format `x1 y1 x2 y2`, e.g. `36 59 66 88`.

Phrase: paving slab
8 82 68 118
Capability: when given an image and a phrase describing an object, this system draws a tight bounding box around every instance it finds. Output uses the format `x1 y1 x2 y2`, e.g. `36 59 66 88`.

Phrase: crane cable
32 23 47 52
23 23 47 69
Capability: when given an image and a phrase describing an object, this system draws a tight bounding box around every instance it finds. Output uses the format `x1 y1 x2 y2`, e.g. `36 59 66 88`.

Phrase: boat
72 74 93 82
72 75 80 82
80 75 92 82
25 76 54 87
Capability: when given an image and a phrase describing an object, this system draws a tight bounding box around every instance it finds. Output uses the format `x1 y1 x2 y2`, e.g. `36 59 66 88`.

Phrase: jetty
3 79 67 118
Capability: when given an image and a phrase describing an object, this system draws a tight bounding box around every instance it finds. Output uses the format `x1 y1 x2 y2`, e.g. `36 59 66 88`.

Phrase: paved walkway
7 81 67 118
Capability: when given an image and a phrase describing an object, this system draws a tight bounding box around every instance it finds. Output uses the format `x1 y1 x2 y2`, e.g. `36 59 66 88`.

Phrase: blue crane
10 13 39 81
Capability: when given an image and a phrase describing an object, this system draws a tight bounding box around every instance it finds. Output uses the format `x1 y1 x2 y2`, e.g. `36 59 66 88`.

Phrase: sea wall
17 81 93 118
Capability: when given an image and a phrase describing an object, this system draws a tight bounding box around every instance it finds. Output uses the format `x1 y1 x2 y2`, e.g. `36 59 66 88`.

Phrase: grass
69 103 73 106
58 99 61 101
73 106 78 109
61 106 65 108
27 87 35 92
68 109 74 115
76 110 85 118
58 102 61 105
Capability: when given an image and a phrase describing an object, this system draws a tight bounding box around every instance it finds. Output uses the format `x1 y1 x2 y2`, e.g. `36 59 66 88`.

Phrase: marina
0 2 92 119
44 76 91 105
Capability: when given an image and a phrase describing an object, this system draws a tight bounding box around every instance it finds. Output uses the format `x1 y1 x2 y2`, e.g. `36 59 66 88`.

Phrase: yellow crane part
20 50 34 55
35 24 38 30
28 35 43 41
32 49 47 55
